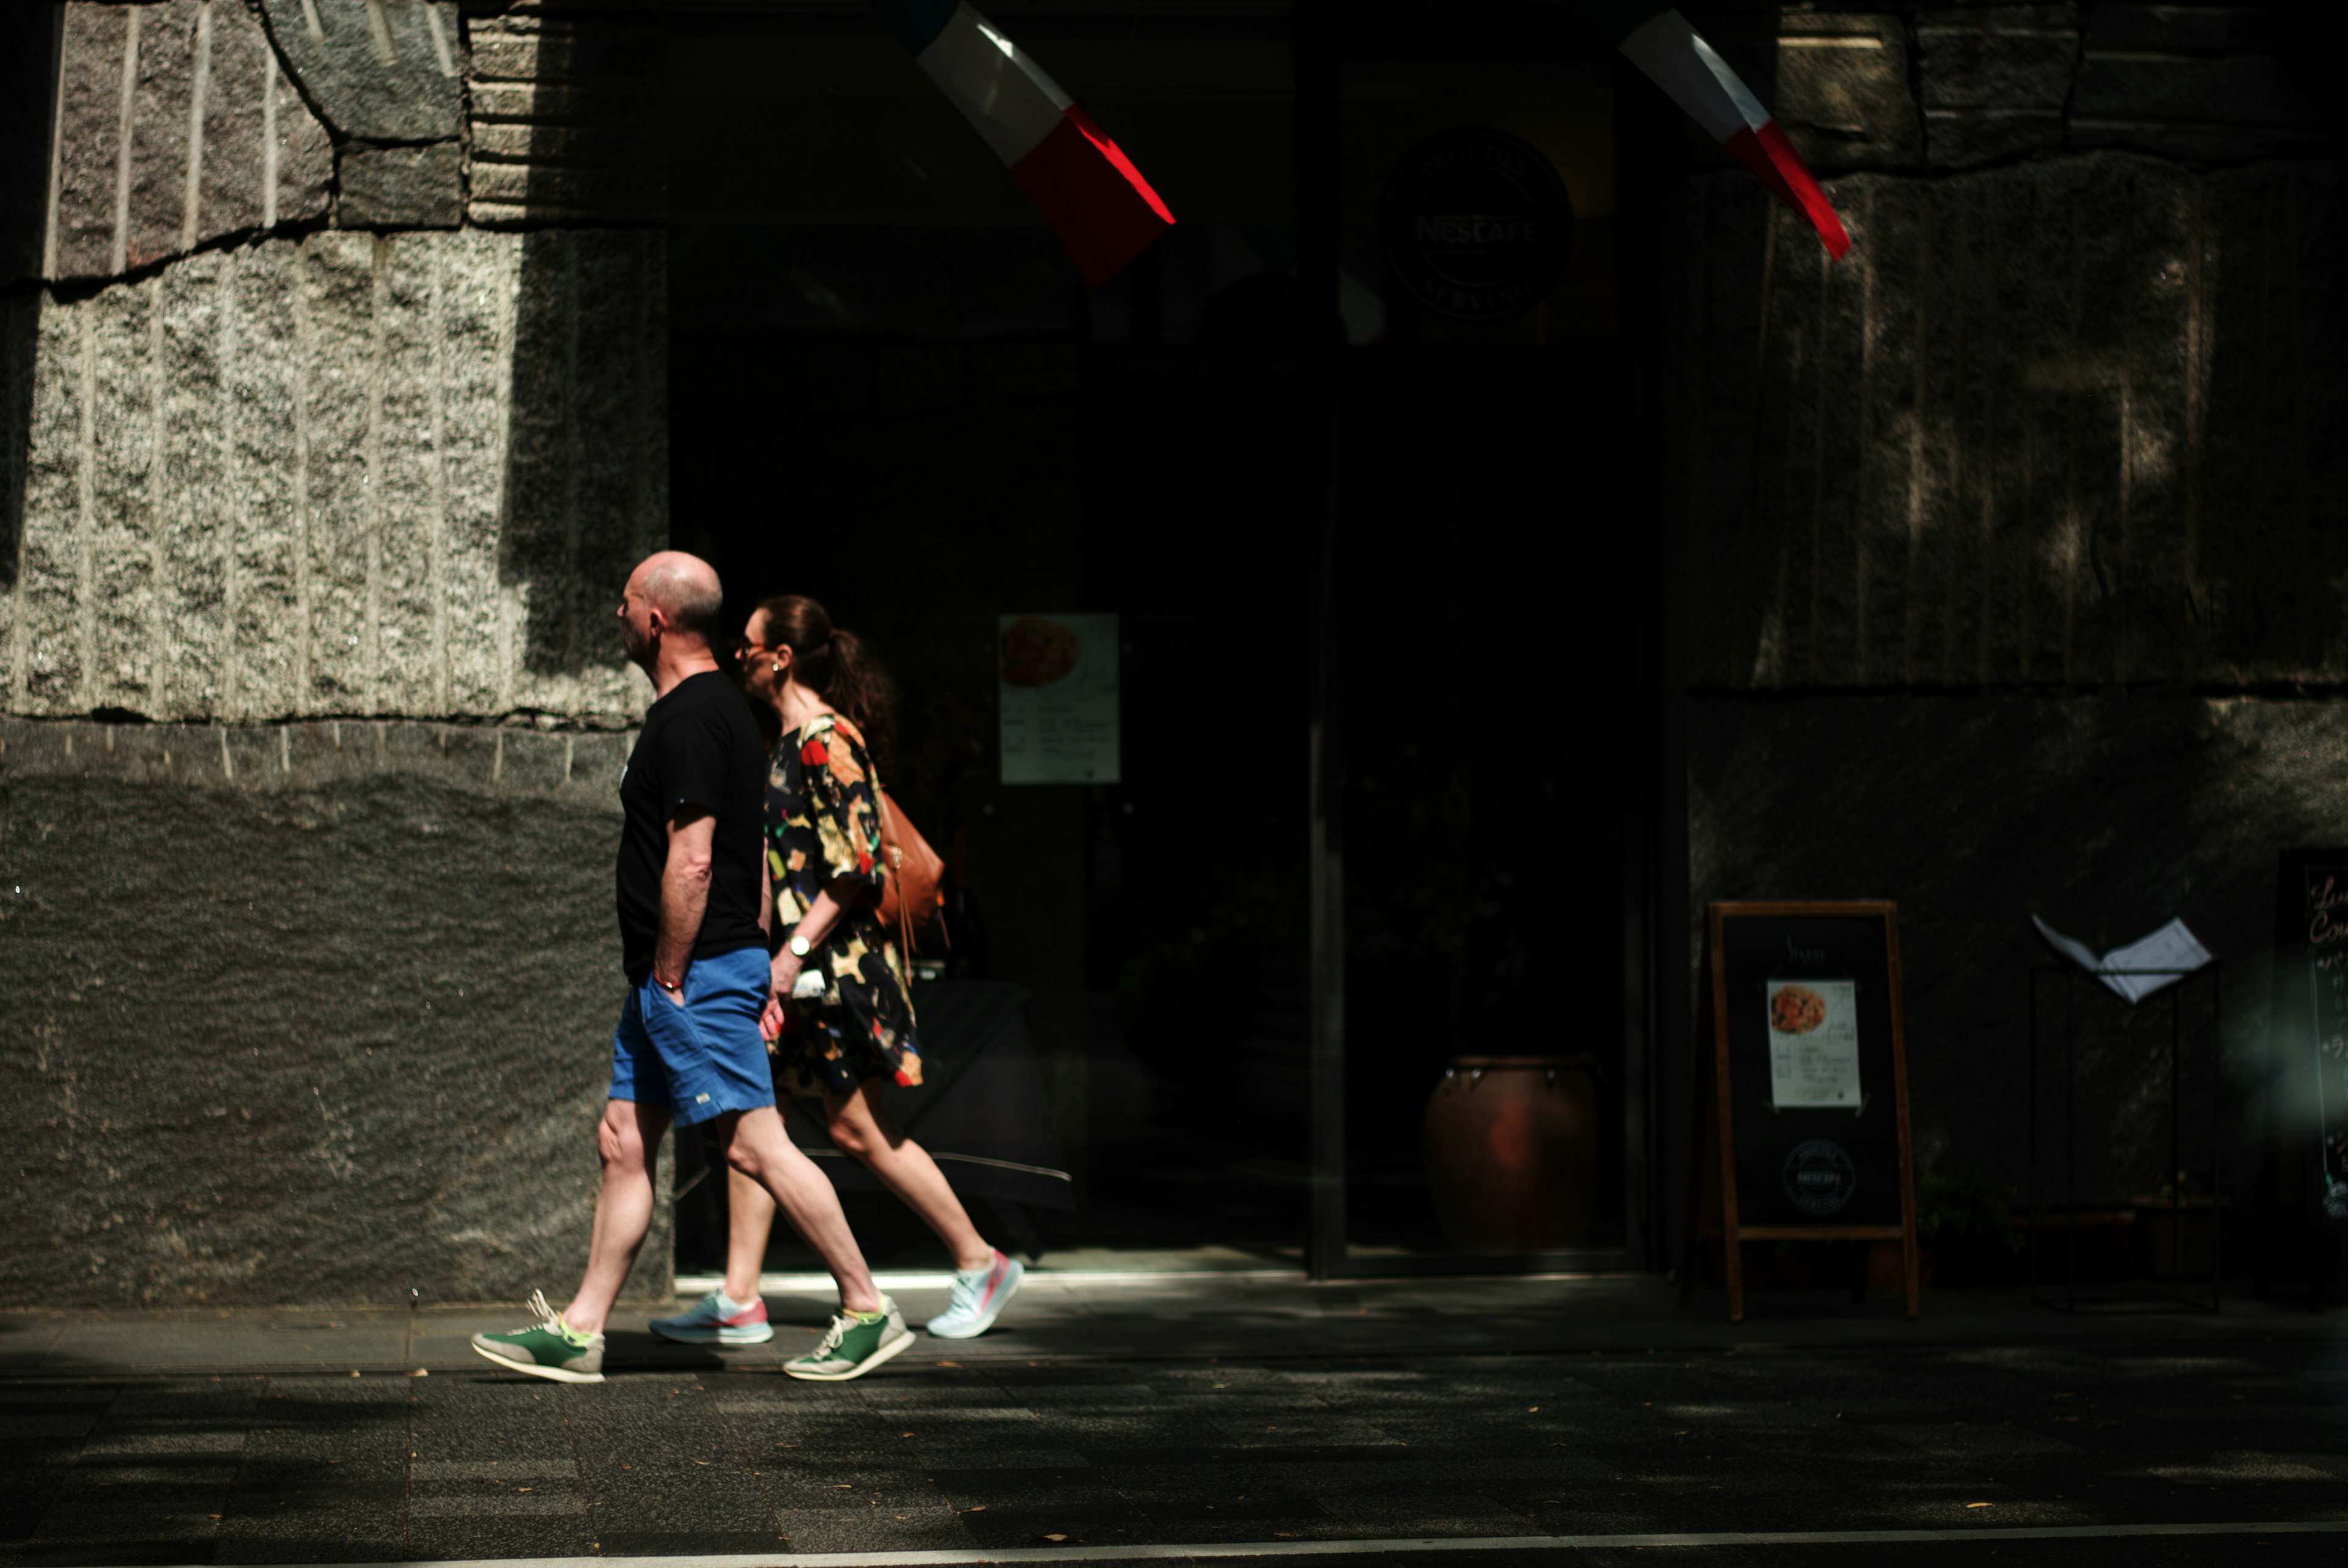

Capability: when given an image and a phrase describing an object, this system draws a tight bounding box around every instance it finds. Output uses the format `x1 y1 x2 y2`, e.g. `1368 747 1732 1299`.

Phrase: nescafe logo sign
1379 129 1575 323
1782 1139 1858 1216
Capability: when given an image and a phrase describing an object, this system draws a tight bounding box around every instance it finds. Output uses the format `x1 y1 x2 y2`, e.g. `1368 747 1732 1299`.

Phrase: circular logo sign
1378 129 1575 322
1782 1139 1858 1216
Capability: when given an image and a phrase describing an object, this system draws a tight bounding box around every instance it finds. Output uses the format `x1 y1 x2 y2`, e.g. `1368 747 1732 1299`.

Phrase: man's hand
652 808 715 999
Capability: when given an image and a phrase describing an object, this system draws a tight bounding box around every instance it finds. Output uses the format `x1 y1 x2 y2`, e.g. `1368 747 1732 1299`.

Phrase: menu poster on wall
1765 980 1863 1110
999 613 1120 785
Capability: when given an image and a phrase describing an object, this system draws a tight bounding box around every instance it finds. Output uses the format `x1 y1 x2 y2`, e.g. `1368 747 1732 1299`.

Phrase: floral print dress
764 712 923 1097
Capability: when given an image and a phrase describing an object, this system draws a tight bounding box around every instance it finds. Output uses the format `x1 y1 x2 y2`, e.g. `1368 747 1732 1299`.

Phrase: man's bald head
630 551 724 646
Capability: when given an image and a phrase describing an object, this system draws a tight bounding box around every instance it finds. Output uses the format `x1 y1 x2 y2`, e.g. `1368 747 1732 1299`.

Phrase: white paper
1766 980 1863 1110
2031 915 2213 1004
998 613 1121 785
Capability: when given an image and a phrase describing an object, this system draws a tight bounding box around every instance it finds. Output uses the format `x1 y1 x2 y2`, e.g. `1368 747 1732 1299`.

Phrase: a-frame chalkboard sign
2269 852 2348 1295
1687 901 1921 1322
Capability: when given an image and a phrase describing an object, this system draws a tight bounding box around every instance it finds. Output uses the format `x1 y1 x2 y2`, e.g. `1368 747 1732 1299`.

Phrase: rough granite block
339 142 465 230
6 230 663 724
1911 0 2080 169
1773 14 1923 172
0 718 649 1308
42 1 331 285
47 4 130 281
294 232 378 714
2072 51 2324 135
2083 4 2236 54
1915 12 2079 112
157 249 232 719
2067 117 2330 163
256 0 463 144
1925 108 2067 168
120 0 198 275
222 241 305 719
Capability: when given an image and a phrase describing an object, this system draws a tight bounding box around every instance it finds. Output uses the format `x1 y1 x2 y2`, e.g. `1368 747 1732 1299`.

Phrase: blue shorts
609 944 775 1127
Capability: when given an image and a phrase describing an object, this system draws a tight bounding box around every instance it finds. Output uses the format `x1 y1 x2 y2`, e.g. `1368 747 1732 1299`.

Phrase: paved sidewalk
2 1275 2344 1567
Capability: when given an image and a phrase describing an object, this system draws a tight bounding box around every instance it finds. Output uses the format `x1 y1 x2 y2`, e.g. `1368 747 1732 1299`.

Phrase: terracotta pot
1422 1055 1598 1251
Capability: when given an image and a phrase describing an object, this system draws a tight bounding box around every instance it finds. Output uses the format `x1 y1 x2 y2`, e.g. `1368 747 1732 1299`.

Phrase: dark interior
664 1 1659 1273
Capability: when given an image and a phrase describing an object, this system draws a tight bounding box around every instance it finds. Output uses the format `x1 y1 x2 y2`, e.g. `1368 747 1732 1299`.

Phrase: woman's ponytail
756 594 899 767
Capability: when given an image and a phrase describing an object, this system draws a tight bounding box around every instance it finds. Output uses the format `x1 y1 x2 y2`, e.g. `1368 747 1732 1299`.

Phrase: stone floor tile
1123 1510 1356 1544
770 1504 978 1551
1030 1411 1238 1449
213 1533 408 1564
1200 1412 1408 1447
1323 1489 1545 1534
591 1529 789 1555
17 1542 223 1567
912 1446 1088 1470
947 1489 1163 1550
757 1468 945 1509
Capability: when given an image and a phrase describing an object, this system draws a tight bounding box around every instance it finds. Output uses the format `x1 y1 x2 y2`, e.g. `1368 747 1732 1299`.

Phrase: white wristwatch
787 933 813 959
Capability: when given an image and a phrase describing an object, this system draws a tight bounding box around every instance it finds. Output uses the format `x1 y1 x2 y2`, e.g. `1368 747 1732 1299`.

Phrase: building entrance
664 0 1664 1279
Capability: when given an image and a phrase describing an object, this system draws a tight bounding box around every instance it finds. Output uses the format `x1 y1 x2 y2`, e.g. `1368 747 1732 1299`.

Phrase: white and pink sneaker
649 1289 774 1345
925 1251 1023 1339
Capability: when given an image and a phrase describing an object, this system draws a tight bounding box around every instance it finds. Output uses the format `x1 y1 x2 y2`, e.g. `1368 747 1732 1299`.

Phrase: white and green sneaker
471 1290 606 1384
783 1294 913 1382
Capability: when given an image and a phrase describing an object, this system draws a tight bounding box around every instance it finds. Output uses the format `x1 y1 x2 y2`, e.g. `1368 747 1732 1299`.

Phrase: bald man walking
473 551 911 1384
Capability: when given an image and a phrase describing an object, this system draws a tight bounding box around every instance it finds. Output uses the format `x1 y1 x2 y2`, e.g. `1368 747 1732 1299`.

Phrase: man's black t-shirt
615 669 767 984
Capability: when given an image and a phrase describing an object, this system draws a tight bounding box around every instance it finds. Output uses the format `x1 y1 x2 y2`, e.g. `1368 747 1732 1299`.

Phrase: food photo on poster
1765 980 1862 1111
998 612 1121 786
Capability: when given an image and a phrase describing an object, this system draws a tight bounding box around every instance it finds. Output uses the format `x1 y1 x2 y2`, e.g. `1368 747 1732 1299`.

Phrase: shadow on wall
491 8 669 679
1674 7 2348 693
498 229 668 677
0 6 60 593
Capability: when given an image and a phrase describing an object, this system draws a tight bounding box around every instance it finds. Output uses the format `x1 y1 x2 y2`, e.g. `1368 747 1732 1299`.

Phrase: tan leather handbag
822 713 945 957
873 784 945 957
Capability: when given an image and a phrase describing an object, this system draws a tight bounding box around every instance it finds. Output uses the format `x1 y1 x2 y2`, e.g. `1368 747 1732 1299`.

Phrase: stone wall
6 227 665 724
1670 4 2344 1220
0 717 656 1307
1 1 674 1306
26 0 333 287
1677 3 2344 691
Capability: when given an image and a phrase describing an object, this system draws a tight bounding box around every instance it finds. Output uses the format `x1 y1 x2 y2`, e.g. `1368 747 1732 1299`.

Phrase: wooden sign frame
1691 900 1920 1322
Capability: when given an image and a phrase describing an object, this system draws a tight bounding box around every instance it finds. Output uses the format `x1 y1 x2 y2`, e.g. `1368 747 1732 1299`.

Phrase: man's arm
652 808 716 992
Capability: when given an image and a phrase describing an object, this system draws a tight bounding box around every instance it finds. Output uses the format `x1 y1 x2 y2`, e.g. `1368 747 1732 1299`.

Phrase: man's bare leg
824 1085 993 1272
563 1098 671 1338
723 1105 880 1314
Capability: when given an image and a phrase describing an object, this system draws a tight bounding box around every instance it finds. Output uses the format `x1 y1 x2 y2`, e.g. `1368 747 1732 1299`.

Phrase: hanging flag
871 0 1175 285
1565 1 1850 259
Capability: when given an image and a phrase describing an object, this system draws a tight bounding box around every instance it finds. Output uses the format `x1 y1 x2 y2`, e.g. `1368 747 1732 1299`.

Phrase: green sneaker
783 1294 913 1382
471 1290 605 1384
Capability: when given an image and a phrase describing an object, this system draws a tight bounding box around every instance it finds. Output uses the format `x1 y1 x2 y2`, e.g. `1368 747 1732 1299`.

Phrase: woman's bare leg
723 1163 776 1304
722 1106 880 1314
824 1083 993 1272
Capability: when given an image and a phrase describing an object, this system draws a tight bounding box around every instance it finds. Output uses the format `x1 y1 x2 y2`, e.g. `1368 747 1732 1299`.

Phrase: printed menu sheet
2031 915 2213 1004
998 613 1120 785
1765 979 1863 1110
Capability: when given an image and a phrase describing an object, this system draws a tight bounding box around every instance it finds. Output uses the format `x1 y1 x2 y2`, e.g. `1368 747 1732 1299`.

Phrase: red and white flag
1568 1 1850 258
873 0 1175 285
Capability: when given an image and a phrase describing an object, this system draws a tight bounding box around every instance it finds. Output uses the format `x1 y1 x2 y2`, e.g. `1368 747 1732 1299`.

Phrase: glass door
1305 4 1663 1275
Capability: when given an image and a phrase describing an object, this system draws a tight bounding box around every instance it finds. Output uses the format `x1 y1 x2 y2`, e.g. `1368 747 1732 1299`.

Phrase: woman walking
652 594 1022 1347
